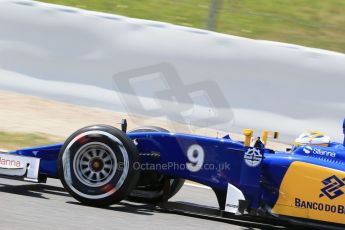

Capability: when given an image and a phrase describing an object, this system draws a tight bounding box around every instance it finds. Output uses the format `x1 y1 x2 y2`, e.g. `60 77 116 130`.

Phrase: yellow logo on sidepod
272 161 345 224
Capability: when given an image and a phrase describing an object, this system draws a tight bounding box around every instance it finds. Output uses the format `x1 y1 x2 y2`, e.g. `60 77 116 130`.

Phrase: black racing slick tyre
127 126 185 203
58 125 139 206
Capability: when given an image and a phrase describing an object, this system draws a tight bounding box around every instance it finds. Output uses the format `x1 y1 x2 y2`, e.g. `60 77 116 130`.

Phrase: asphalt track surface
0 178 300 230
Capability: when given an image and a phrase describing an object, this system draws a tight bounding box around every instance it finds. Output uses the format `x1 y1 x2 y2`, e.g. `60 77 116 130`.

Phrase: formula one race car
0 119 345 229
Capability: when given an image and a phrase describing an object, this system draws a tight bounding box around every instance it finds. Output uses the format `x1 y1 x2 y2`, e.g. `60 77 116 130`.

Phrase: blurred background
39 0 345 53
0 0 344 150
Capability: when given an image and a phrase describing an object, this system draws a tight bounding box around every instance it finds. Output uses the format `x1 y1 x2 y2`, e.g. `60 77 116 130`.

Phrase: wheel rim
73 142 117 187
62 130 130 199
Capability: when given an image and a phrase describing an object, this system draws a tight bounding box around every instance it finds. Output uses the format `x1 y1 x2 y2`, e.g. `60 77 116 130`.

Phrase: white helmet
294 131 330 147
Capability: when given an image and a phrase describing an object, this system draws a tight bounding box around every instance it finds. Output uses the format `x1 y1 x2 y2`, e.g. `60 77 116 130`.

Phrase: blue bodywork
7 123 345 216
343 119 345 145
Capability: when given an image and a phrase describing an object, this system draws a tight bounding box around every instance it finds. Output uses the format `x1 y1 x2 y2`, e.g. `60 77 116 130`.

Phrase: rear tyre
58 125 139 206
127 126 185 203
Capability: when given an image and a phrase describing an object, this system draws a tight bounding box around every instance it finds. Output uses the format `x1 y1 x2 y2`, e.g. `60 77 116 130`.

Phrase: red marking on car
77 136 90 145
0 157 21 168
101 184 116 193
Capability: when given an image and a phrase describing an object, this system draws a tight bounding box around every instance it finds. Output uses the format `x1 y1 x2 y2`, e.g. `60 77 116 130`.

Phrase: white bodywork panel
0 152 40 182
225 183 245 214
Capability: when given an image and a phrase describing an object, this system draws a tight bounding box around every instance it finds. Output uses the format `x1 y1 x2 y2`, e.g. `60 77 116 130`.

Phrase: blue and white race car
0 119 344 228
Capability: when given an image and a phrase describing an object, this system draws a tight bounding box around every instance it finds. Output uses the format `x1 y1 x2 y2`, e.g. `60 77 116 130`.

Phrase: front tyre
58 125 139 206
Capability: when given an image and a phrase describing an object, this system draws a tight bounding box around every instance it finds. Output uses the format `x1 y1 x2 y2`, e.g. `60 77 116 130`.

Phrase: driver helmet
294 131 330 147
